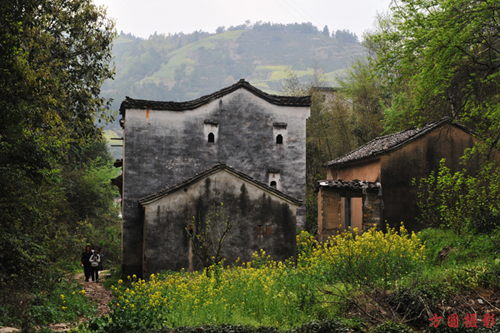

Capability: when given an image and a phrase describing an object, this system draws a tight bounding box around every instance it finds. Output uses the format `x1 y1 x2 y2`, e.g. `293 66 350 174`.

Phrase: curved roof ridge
139 163 303 206
119 79 311 115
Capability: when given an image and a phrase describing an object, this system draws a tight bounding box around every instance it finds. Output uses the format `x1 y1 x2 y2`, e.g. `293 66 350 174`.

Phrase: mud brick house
317 117 479 240
118 79 311 277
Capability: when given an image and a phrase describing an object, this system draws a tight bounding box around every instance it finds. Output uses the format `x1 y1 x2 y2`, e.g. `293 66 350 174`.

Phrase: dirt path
73 271 113 317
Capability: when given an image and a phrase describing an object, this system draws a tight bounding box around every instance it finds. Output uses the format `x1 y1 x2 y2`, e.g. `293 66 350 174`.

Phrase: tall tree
322 25 330 37
371 0 500 140
0 0 116 320
1 0 115 178
338 59 387 145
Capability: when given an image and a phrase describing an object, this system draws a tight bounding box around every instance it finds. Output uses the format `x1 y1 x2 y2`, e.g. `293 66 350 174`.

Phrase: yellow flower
62 306 67 311
118 279 123 284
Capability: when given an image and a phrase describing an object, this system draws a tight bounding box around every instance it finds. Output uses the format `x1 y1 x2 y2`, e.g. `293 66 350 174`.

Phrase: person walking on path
89 250 101 283
81 245 93 282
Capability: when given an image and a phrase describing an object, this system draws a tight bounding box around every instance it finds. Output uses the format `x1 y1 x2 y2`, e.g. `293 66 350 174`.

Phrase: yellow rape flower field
98 226 425 331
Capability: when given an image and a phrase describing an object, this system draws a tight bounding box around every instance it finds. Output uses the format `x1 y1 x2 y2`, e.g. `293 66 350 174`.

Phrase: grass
417 227 500 293
82 225 500 332
85 228 429 332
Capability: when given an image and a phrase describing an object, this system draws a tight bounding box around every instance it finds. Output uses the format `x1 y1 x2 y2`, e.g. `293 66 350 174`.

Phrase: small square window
266 226 272 235
257 225 263 236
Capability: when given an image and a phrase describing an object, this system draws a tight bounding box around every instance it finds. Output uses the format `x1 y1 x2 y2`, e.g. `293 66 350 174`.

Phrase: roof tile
324 117 476 167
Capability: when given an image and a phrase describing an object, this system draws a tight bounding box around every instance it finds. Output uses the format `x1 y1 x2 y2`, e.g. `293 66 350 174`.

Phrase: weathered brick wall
362 193 381 232
317 187 342 242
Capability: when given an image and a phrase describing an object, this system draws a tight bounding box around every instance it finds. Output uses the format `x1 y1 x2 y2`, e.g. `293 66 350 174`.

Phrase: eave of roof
138 163 303 206
120 79 311 115
318 179 381 191
324 117 478 168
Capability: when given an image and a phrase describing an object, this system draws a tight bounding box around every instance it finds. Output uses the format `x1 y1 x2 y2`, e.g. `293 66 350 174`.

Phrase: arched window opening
276 134 283 144
208 132 215 143
270 181 277 188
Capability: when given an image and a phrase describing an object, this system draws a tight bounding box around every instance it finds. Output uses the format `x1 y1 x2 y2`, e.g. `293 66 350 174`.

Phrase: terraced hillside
102 23 365 131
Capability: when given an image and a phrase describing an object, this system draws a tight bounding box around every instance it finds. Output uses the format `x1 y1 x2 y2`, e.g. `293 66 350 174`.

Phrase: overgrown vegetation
0 269 96 329
85 227 426 331
416 145 500 235
0 0 120 328
80 224 500 332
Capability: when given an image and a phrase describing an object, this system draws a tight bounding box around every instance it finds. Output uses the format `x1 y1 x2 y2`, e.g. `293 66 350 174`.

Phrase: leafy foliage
304 195 318 235
415 145 500 234
0 0 119 327
0 270 95 328
281 69 358 193
337 59 387 142
369 0 500 139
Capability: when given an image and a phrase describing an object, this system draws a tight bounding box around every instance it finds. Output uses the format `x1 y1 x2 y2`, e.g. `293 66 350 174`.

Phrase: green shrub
0 271 96 328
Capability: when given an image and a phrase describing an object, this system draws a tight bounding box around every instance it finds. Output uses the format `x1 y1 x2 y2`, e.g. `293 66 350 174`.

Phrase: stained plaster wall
379 124 477 231
141 170 298 275
326 159 381 182
122 89 309 277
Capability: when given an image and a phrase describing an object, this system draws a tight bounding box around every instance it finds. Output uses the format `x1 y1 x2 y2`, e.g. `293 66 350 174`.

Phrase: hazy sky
94 0 392 40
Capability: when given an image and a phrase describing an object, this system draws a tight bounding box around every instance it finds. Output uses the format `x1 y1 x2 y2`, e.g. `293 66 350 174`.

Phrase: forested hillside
102 21 363 131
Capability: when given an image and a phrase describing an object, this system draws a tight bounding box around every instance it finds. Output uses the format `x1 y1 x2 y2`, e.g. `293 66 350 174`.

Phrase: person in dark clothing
89 250 101 283
81 245 92 282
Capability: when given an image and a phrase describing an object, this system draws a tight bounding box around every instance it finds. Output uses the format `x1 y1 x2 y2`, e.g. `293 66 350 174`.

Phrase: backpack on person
90 254 100 267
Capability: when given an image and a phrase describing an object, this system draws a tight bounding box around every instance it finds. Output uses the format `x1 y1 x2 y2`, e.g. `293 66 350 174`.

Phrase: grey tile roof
120 79 311 115
138 163 302 206
324 117 476 167
318 179 381 191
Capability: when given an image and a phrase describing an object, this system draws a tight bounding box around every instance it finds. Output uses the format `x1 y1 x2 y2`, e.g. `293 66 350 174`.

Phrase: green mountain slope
102 23 365 131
